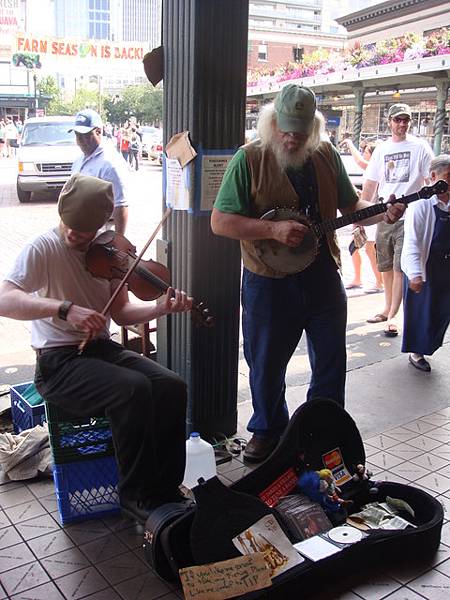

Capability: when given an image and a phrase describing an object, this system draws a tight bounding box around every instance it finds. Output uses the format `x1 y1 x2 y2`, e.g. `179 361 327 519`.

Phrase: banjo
254 180 448 275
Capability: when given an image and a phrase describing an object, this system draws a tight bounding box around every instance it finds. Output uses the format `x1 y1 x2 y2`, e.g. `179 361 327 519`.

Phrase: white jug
182 432 217 489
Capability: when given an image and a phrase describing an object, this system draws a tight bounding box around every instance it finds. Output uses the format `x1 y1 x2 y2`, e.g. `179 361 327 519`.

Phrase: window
258 44 267 61
293 47 304 63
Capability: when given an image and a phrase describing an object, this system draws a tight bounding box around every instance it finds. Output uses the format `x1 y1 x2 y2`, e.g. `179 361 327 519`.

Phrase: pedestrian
0 173 193 525
129 128 140 171
0 119 5 158
70 109 129 235
340 139 383 293
4 118 18 158
211 84 405 463
401 154 450 372
120 120 131 163
361 103 434 337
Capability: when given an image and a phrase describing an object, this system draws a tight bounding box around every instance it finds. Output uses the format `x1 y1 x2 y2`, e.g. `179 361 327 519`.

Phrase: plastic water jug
182 432 217 489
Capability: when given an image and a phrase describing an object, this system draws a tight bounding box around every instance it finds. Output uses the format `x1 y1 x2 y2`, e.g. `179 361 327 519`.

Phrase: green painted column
352 88 366 149
433 78 449 155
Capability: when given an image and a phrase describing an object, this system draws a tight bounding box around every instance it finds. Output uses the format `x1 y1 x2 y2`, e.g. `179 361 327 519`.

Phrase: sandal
366 313 388 323
384 324 398 337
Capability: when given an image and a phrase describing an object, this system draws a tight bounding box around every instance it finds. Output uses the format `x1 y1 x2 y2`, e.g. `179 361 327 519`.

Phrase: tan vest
241 140 341 278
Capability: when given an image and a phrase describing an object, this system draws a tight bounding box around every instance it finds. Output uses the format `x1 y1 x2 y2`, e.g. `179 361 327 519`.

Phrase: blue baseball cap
69 109 103 134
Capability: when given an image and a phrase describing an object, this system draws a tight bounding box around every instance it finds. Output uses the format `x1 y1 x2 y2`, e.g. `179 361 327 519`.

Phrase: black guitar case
143 399 443 598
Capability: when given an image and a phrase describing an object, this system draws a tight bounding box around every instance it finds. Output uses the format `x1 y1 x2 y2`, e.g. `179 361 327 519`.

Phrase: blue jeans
242 263 347 437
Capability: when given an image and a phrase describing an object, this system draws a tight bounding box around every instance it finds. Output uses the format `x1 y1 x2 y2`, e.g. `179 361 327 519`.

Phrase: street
0 155 448 439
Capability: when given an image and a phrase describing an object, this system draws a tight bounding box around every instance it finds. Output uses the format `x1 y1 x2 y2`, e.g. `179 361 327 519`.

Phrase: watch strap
58 300 73 321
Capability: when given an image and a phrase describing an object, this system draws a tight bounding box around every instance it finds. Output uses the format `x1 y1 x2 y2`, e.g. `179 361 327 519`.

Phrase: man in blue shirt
71 109 129 234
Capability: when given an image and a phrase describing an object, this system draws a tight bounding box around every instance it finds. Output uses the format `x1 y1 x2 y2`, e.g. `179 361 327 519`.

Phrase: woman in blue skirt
401 154 450 371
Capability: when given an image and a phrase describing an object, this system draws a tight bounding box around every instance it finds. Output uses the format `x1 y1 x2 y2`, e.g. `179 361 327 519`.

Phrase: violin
85 230 214 328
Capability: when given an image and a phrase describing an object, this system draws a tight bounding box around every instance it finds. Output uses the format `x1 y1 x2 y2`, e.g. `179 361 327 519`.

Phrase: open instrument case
143 399 443 598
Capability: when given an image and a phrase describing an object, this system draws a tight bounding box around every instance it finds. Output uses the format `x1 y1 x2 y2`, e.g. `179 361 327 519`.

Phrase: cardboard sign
179 553 271 600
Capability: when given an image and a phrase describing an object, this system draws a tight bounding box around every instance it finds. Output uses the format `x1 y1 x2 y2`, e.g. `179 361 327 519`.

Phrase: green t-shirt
214 144 358 216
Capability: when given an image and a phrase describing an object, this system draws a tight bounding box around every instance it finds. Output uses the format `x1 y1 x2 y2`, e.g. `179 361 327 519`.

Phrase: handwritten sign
179 553 271 600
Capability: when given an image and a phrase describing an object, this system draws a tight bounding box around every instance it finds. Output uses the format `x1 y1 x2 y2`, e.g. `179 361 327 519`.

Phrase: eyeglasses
392 116 410 124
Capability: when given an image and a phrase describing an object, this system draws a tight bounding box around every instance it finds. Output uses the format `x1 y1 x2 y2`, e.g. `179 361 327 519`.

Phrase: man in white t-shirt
361 103 434 337
0 174 193 524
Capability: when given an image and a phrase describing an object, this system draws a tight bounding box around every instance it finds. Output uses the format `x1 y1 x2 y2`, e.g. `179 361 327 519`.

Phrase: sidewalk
0 158 448 598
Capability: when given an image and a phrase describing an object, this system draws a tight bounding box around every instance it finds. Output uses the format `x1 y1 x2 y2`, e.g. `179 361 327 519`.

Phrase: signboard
0 0 20 58
14 34 146 62
0 0 20 37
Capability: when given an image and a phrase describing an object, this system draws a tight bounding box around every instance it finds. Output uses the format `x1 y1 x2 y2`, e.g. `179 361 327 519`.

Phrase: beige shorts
375 220 404 272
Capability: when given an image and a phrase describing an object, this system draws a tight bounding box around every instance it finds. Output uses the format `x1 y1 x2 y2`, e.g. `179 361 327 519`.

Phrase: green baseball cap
274 84 317 134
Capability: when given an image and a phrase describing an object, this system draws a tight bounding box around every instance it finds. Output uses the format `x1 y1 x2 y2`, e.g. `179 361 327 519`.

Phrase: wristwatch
58 300 73 321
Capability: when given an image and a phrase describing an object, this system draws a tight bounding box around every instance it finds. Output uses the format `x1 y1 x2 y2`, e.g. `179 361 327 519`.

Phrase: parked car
16 116 80 202
339 152 364 189
140 126 163 163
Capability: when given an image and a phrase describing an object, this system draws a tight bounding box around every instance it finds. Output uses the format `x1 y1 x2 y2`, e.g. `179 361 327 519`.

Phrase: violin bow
78 207 173 353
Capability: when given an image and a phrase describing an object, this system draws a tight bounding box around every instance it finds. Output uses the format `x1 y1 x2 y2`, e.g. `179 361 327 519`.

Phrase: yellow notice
179 553 272 600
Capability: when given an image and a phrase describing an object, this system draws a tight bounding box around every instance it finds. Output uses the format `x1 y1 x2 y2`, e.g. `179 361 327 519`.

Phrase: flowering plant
247 28 449 87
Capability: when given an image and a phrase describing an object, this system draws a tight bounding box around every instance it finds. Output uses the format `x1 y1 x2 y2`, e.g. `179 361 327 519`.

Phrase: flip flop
384 324 398 337
366 313 388 323
345 283 362 290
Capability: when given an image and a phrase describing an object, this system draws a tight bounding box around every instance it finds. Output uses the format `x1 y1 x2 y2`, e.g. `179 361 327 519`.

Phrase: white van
16 115 81 202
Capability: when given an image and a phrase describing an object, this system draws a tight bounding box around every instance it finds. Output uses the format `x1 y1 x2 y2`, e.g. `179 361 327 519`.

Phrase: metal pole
433 78 449 156
352 88 365 149
33 73 37 111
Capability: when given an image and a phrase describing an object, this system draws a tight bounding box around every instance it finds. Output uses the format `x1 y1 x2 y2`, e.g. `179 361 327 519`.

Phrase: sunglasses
392 116 410 124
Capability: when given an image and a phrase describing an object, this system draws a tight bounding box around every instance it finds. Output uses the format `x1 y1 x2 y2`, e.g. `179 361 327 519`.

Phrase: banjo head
254 207 318 275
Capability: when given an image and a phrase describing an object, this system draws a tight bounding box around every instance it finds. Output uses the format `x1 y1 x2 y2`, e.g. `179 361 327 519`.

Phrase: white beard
271 141 311 170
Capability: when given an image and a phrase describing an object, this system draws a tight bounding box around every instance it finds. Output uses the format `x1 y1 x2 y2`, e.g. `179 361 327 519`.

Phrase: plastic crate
53 455 120 524
45 401 115 464
10 382 46 434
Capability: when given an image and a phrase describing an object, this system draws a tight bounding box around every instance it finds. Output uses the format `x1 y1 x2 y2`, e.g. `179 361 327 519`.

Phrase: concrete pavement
0 156 448 439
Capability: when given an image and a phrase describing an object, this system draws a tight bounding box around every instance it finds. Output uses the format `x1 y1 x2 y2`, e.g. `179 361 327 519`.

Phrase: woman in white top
401 154 450 371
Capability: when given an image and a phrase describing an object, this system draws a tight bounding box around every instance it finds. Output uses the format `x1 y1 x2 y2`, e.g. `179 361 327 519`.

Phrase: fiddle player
0 173 192 524
211 84 405 463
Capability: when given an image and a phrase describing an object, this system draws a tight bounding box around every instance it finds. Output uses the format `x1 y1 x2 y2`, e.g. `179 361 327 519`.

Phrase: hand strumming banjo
254 180 448 275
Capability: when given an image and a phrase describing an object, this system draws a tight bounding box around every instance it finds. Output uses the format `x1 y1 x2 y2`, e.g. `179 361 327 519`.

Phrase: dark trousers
35 339 187 503
242 263 347 437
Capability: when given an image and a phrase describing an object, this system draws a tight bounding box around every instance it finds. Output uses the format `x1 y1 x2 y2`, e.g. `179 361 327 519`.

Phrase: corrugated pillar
160 0 249 437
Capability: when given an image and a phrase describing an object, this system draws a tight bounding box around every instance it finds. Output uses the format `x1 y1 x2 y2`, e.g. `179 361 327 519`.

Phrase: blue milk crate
53 455 120 524
10 382 46 434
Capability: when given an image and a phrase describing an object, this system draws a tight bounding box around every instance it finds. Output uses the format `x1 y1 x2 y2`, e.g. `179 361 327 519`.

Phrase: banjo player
211 84 406 464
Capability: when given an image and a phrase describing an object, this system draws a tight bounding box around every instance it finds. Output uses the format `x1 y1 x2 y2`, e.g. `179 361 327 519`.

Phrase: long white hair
256 103 326 168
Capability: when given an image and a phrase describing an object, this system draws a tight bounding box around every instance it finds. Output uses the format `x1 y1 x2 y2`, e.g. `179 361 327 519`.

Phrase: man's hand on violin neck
163 287 194 315
384 195 406 224
272 220 308 247
67 305 107 336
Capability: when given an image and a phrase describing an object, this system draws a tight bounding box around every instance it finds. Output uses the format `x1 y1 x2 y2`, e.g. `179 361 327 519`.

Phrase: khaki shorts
375 220 404 272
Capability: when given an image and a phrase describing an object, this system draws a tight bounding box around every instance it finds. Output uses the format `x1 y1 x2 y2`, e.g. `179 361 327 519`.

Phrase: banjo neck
313 184 445 237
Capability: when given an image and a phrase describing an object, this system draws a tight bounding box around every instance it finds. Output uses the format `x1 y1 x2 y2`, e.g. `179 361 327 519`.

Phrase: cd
328 526 362 544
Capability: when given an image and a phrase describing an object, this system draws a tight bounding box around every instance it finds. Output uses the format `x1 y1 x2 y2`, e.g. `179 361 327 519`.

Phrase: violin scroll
192 301 215 328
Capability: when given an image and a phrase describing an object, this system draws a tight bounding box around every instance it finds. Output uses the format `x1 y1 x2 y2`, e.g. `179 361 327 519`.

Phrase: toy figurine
318 469 353 507
352 463 373 482
297 470 343 513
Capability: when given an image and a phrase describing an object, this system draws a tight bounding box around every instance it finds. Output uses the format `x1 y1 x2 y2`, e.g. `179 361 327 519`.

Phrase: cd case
275 494 332 542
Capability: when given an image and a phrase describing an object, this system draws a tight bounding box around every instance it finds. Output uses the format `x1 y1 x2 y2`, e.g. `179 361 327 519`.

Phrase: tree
37 75 69 115
103 84 163 125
